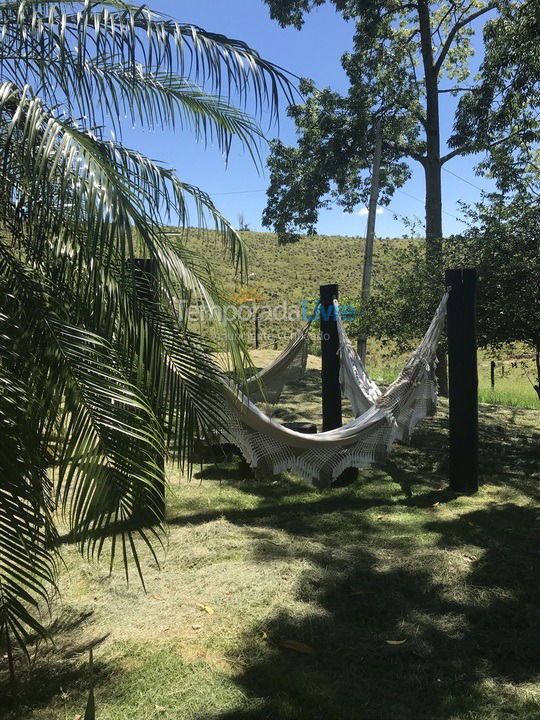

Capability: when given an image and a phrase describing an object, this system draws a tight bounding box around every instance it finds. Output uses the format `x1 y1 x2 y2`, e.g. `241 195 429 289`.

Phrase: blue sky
125 0 494 238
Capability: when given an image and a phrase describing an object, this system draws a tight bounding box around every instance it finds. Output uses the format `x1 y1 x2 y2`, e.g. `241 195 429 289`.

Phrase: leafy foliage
263 78 410 243
0 0 292 674
451 0 540 190
262 0 538 262
359 192 540 395
446 193 540 397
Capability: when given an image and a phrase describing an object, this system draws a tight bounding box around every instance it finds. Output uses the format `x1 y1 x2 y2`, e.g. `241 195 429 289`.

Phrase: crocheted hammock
243 322 311 404
218 294 448 487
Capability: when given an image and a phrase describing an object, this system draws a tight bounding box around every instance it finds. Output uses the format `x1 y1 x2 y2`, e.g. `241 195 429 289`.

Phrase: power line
442 166 485 192
210 183 469 223
210 165 486 200
211 188 266 196
394 187 465 222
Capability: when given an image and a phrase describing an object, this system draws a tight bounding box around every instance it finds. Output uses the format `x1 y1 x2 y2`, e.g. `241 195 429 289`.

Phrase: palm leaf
0 0 293 671
0 311 58 680
0 1 294 127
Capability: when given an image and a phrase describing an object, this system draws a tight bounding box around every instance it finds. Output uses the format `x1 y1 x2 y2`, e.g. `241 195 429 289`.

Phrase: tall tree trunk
419 0 448 395
358 117 383 363
535 345 540 400
424 157 443 266
424 156 448 395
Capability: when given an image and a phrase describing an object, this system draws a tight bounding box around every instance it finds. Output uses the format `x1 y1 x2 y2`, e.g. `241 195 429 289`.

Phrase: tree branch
383 138 426 164
434 4 496 75
432 2 467 42
382 2 420 17
441 131 526 164
438 86 480 94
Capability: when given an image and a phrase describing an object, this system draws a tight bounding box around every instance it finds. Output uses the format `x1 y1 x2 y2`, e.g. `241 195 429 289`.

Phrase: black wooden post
255 309 260 349
445 268 479 494
128 258 166 523
320 284 342 432
490 360 496 391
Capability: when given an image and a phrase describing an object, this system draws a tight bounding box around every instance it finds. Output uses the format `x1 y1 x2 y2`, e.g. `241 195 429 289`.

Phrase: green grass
2 359 539 720
176 227 406 349
369 359 539 410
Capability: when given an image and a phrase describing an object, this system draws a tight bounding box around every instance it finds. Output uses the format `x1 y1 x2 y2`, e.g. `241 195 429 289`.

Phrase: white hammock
218 293 448 487
335 297 447 441
243 323 310 404
335 298 382 416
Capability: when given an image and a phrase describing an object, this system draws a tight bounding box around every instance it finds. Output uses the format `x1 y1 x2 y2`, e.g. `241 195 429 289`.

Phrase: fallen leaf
376 515 385 520
432 502 440 507
385 639 407 645
198 603 215 615
154 706 166 713
281 640 316 655
261 631 268 640
152 594 163 601
73 715 82 720
192 624 202 631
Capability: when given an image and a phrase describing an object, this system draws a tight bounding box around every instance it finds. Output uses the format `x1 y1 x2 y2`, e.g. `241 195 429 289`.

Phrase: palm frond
0 80 249 281
0 252 167 578
0 0 290 670
0 1 294 127
0 311 57 679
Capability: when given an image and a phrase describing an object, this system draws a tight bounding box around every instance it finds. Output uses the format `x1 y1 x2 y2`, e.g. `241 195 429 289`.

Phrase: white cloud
358 207 384 216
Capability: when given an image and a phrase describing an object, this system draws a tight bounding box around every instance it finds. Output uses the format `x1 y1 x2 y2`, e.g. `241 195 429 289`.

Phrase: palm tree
0 0 292 676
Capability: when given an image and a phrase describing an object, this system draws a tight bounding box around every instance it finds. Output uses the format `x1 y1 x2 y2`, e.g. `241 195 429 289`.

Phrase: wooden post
357 117 383 364
128 258 166 523
445 268 479 494
490 360 496 391
255 309 260 349
320 284 342 432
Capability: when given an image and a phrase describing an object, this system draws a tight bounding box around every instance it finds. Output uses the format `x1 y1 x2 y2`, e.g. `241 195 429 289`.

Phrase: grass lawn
1 357 539 720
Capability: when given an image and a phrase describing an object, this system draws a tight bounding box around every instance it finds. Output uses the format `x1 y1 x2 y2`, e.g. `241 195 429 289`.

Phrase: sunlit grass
368 359 539 410
181 227 539 410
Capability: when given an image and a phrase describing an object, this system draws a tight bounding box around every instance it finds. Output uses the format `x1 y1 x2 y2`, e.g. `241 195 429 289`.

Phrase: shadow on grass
3 403 538 719
198 504 540 720
167 483 395 535
187 410 540 719
0 609 109 719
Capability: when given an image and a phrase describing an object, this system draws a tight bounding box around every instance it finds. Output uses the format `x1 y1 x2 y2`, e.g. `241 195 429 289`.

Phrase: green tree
446 194 540 399
452 0 540 192
262 0 536 270
0 0 291 674
358 194 539 399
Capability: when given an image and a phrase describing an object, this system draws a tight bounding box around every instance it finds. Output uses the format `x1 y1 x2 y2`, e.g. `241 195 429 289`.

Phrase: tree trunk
358 117 383 363
418 0 448 395
424 157 448 395
535 346 540 400
424 157 443 266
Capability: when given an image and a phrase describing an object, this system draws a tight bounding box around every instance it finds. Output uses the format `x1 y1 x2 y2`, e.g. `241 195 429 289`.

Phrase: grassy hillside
176 227 404 348
196 228 380 301
173 228 538 409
